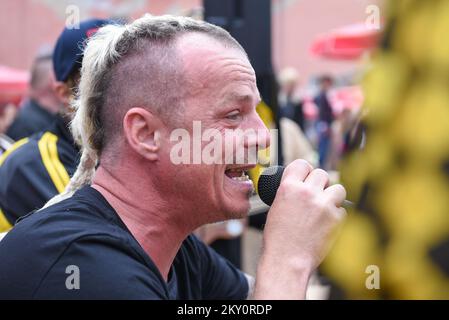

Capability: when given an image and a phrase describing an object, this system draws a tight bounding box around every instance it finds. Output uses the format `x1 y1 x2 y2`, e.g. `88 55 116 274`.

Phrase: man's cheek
222 133 236 165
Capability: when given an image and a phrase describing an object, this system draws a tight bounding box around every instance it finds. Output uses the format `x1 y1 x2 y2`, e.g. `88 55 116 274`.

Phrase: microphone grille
257 165 285 206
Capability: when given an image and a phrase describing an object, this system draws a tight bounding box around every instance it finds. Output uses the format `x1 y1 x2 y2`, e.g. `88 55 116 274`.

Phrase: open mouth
224 165 255 182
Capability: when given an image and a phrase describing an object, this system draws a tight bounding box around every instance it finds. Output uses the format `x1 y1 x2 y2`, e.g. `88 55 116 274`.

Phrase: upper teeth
232 173 250 181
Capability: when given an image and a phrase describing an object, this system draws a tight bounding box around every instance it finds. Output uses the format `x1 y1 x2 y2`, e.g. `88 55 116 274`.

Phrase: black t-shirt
0 186 249 299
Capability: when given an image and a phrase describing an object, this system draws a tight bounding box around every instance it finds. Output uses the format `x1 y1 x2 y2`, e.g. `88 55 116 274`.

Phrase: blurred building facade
0 0 381 80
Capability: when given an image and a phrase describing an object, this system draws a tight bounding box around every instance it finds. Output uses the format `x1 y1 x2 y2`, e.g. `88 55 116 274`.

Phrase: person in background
327 107 360 170
277 68 316 166
280 115 317 166
278 67 305 131
0 103 17 140
6 49 61 140
314 75 335 169
0 19 111 232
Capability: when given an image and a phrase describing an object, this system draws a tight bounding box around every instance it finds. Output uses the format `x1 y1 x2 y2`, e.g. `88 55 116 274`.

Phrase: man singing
0 15 346 299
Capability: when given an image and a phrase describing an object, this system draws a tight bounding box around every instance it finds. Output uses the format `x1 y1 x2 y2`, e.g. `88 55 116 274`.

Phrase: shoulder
0 193 122 260
10 188 124 243
0 191 163 299
0 135 39 167
0 135 44 190
32 233 167 299
0 130 75 166
0 130 75 192
20 101 55 127
0 130 69 172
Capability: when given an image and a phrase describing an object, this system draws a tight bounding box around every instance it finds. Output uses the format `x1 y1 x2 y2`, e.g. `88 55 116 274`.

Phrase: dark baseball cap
53 18 111 82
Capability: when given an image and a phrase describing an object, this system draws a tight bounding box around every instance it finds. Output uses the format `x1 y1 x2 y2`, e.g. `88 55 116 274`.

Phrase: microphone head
257 165 285 206
257 165 353 209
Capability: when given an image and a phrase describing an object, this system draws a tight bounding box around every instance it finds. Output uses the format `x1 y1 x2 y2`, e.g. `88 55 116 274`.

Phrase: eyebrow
224 93 260 106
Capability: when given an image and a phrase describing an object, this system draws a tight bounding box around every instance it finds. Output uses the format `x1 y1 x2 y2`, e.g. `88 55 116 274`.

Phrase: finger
335 207 347 220
324 184 347 207
281 159 313 184
303 168 329 190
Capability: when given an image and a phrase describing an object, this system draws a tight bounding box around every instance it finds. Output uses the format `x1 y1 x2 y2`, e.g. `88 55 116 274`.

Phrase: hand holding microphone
258 165 353 208
253 159 347 299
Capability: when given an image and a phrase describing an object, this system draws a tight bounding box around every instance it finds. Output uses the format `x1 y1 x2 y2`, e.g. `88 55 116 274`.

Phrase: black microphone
257 165 285 206
257 165 353 208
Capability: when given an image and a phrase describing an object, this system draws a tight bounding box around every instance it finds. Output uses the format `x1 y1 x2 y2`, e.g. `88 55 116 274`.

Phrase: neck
30 93 60 114
92 164 194 281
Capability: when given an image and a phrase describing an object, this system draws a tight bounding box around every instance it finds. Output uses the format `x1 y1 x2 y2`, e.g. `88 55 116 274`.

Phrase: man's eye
226 110 242 121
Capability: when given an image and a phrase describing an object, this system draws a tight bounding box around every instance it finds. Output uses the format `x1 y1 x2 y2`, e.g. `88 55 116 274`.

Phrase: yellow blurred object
376 168 449 243
323 0 449 299
428 1 449 72
321 211 383 299
393 79 449 160
249 101 273 192
393 1 434 68
362 132 395 179
362 53 410 126
384 239 449 299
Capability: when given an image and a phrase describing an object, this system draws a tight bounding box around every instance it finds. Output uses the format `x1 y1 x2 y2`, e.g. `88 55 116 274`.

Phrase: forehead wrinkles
181 46 256 97
219 57 256 82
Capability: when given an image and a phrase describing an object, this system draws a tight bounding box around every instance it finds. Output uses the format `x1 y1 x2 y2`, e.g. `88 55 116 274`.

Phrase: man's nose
244 113 271 152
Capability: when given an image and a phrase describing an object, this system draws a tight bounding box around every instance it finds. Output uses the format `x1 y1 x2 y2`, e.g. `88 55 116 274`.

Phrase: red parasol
310 23 382 60
0 65 29 106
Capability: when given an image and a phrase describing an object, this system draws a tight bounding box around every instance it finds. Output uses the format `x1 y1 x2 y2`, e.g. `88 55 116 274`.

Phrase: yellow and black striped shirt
0 116 79 232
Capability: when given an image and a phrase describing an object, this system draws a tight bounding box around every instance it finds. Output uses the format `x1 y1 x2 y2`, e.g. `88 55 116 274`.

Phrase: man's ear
123 107 162 161
53 81 71 105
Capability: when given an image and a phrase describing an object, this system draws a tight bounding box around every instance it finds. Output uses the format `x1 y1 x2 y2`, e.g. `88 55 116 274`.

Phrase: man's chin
223 200 251 220
219 182 253 219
